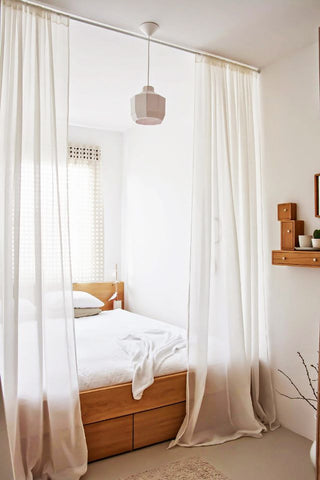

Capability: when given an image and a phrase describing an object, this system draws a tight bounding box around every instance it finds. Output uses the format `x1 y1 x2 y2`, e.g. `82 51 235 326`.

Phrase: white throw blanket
119 329 186 400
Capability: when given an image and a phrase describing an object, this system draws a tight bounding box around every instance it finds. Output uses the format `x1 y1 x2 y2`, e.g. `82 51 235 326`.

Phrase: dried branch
297 352 318 400
277 368 317 411
276 390 317 403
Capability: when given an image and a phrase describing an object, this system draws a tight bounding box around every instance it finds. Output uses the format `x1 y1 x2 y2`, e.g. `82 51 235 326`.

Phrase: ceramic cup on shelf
312 238 320 248
299 235 312 248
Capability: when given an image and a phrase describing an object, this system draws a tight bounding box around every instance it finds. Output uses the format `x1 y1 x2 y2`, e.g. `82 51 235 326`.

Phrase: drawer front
278 203 296 221
281 222 295 250
134 402 185 449
80 371 187 424
84 415 133 462
273 251 320 267
280 221 304 250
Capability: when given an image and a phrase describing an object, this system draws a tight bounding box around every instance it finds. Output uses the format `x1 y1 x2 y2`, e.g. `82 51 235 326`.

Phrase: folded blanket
119 329 186 400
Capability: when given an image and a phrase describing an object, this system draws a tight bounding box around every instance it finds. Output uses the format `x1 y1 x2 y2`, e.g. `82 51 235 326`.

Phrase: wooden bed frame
73 282 187 462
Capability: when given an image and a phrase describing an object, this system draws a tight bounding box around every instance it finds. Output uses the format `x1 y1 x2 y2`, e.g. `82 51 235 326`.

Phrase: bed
73 282 187 462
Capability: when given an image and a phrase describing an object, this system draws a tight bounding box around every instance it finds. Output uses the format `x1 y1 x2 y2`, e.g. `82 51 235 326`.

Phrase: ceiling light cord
147 37 150 86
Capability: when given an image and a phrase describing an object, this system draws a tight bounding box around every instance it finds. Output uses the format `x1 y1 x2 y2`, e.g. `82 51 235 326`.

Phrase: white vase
310 440 316 469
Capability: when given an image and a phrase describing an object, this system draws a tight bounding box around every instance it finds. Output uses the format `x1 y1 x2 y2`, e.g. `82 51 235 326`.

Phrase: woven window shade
68 145 104 282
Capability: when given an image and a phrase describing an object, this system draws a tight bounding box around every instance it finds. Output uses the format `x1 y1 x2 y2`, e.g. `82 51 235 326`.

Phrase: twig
311 364 319 374
276 390 317 403
297 352 318 400
278 369 317 411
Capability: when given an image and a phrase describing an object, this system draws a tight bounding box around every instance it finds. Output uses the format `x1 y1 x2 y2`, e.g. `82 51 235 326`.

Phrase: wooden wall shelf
272 250 320 267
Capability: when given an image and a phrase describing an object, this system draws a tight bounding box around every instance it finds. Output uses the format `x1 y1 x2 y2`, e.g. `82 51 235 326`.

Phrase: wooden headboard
72 282 124 311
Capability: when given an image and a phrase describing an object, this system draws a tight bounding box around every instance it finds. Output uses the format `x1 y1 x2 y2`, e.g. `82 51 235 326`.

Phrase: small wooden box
281 220 304 250
278 203 297 221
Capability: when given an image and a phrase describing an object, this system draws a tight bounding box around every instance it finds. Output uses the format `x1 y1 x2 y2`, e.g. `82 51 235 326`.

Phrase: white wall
122 50 194 328
68 125 123 280
261 42 320 440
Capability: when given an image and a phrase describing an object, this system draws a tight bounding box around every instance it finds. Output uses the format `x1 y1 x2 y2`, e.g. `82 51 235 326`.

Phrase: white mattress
75 309 187 392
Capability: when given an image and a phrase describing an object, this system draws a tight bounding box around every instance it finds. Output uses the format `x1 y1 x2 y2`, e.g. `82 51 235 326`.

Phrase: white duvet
75 309 187 399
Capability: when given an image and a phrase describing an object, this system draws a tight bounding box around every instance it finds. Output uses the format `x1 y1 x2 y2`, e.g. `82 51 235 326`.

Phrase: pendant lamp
131 22 166 125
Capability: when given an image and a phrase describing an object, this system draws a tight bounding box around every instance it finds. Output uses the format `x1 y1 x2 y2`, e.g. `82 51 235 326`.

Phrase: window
68 145 104 282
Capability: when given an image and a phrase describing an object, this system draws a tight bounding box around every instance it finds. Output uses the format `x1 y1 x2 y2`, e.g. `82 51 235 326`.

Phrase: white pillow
73 291 104 309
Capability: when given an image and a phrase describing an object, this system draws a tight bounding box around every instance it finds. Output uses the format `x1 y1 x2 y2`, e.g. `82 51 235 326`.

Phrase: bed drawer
133 402 185 449
84 415 133 462
80 371 187 424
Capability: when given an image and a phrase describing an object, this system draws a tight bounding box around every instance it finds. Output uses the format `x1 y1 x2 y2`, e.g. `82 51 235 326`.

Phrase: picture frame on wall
314 173 320 218
316 26 320 480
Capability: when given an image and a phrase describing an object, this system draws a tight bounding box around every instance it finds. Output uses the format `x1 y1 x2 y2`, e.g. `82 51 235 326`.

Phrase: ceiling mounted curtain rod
20 0 260 73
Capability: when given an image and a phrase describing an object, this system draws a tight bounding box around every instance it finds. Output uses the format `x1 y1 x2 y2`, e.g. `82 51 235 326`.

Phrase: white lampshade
131 85 166 125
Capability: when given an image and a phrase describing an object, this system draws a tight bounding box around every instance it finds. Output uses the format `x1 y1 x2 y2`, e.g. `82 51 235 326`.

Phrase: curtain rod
19 0 260 73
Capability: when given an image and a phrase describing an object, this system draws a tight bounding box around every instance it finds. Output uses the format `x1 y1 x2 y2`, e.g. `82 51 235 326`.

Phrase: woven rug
120 457 230 480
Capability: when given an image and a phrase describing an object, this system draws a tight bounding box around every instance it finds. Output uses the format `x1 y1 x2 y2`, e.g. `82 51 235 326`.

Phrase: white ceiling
38 0 320 131
38 0 320 67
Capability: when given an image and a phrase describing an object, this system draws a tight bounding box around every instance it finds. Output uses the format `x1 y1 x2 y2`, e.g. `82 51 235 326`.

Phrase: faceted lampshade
131 85 166 125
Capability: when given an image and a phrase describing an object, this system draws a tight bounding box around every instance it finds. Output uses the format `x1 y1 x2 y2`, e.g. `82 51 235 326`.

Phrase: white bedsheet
75 309 187 398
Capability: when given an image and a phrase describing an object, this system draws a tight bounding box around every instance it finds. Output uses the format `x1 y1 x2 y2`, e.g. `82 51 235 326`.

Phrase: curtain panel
172 55 278 447
0 1 87 478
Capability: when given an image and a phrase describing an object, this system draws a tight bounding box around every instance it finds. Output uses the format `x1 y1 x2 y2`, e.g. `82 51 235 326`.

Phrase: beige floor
83 427 315 480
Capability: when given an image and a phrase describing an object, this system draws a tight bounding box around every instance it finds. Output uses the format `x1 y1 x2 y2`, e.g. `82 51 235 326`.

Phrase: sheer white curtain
172 55 278 447
0 1 87 478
